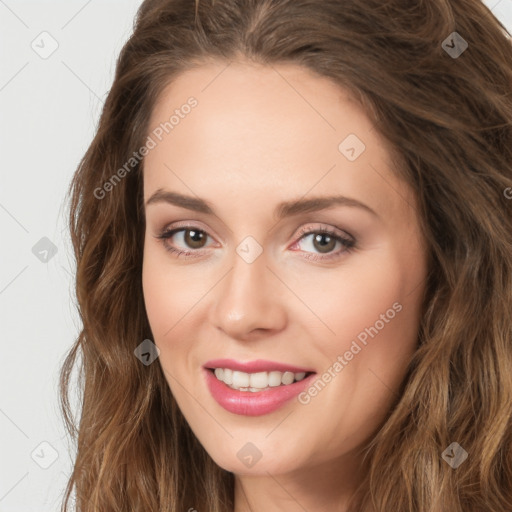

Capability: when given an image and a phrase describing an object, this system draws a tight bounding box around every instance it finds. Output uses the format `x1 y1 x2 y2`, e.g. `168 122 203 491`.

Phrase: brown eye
183 229 207 249
292 226 356 262
155 226 213 256
311 232 337 253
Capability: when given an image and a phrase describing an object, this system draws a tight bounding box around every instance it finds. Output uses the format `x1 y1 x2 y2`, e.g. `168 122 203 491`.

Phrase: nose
209 245 287 341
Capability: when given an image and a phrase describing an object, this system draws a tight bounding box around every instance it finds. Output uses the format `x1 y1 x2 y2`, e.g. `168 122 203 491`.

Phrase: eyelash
154 224 356 262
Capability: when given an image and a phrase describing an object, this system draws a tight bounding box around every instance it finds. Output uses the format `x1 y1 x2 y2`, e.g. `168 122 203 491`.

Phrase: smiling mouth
206 367 316 392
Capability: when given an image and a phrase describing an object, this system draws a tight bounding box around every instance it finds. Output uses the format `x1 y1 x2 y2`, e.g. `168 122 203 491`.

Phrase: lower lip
203 368 316 416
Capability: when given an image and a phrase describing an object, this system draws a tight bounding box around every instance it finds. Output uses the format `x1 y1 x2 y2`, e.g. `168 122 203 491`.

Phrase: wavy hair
59 0 512 510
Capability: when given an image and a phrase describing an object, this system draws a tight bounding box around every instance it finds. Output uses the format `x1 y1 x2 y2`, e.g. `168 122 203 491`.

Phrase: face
142 61 428 478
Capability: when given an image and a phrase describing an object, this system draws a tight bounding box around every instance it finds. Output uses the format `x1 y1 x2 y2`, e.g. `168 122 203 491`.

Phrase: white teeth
268 371 282 387
211 368 310 391
281 371 295 385
232 371 250 388
249 372 268 388
223 368 233 385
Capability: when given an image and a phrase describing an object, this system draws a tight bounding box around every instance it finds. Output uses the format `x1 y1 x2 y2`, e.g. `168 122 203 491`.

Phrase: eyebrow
145 189 378 219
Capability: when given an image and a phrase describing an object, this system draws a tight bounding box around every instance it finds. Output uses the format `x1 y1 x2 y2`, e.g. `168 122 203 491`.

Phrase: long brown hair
59 0 512 510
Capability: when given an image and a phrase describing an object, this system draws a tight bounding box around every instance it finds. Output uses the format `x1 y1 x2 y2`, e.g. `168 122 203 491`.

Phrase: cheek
141 244 212 394
141 255 170 339
294 254 420 349
295 263 422 449
141 243 207 338
142 253 192 394
294 251 424 416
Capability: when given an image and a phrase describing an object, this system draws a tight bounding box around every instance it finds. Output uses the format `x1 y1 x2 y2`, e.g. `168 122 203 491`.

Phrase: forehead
148 61 374 154
143 61 412 220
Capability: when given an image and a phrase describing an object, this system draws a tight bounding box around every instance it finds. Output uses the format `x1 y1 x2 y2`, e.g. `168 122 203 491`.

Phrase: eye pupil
185 229 206 248
313 233 336 253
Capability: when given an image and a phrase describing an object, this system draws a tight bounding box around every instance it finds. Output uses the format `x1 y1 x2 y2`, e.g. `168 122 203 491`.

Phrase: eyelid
292 223 354 244
157 220 220 243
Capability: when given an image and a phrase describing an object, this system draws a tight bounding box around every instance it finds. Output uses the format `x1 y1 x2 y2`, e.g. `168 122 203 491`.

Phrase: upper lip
203 358 316 374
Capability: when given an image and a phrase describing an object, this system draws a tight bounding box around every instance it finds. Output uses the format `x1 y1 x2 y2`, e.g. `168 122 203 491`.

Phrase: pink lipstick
203 359 316 416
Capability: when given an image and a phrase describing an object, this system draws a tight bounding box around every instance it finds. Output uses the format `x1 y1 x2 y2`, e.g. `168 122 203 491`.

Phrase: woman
59 0 512 510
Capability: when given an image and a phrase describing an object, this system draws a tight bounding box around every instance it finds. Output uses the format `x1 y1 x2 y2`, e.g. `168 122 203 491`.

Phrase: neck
233 451 367 512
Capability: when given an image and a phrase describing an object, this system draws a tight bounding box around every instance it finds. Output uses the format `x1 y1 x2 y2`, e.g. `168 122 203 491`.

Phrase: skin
141 60 428 511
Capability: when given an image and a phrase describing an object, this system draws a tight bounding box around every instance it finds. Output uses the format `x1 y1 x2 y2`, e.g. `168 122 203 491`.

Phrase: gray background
0 1 511 510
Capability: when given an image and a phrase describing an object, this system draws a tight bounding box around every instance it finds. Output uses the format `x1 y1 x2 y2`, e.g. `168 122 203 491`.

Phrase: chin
204 441 304 476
